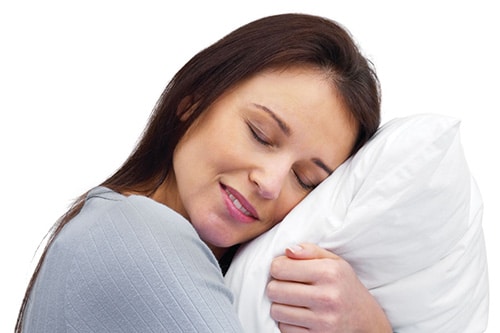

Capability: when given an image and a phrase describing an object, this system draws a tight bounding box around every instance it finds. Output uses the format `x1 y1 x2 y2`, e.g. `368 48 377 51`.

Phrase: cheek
271 190 306 223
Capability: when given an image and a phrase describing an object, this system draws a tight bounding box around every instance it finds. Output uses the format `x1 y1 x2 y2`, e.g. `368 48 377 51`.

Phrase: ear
177 96 196 122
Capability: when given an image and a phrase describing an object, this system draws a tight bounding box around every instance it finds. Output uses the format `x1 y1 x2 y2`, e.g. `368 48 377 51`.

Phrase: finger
278 321 309 333
270 256 314 283
285 243 341 260
266 279 316 307
270 255 342 283
270 302 314 328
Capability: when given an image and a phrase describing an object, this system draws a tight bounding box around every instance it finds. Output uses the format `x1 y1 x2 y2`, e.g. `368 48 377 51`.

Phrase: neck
209 246 227 261
150 178 188 218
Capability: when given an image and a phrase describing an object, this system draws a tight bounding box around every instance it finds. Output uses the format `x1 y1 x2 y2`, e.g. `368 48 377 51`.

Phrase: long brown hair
16 13 380 331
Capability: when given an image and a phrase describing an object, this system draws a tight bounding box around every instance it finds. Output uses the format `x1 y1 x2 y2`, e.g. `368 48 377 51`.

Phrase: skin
268 243 393 333
153 66 357 259
151 66 392 332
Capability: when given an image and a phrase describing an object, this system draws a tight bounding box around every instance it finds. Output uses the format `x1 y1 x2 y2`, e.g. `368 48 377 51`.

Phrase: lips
221 184 259 222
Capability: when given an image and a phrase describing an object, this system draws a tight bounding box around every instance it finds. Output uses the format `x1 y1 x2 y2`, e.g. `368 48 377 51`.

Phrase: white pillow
224 114 488 332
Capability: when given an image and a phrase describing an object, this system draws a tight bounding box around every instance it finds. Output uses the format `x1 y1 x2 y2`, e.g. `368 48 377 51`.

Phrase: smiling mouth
225 188 253 217
221 184 259 220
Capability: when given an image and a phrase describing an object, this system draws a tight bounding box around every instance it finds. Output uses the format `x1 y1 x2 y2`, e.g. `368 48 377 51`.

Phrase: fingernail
287 244 304 254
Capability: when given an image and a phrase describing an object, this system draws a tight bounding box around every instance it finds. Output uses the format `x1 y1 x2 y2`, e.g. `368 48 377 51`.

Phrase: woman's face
161 67 357 257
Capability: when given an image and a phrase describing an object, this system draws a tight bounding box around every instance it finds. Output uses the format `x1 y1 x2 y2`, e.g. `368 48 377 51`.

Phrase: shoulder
57 187 241 331
62 186 218 268
61 187 204 252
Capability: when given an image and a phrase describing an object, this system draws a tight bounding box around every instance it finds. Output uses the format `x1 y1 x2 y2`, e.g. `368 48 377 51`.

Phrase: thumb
285 242 340 260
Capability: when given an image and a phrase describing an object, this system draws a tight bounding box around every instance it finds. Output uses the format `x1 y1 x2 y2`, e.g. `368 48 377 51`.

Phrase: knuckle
316 260 340 281
265 280 278 300
315 289 340 308
269 302 282 321
316 258 350 282
269 256 285 277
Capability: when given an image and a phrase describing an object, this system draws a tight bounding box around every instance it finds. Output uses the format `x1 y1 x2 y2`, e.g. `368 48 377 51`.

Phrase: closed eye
247 119 318 191
247 122 272 146
292 170 317 191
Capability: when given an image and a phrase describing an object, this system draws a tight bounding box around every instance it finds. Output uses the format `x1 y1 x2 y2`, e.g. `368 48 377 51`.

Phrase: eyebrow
252 103 291 136
312 158 334 175
252 103 334 176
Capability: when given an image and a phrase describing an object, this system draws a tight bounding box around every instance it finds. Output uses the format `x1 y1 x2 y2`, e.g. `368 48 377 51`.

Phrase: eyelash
247 122 272 146
293 171 317 191
247 122 316 191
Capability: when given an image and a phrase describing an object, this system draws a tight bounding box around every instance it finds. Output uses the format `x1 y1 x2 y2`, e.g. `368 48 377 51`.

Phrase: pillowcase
224 114 488 332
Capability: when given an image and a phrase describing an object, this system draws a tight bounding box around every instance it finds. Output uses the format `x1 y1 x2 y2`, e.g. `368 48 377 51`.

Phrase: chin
198 229 236 249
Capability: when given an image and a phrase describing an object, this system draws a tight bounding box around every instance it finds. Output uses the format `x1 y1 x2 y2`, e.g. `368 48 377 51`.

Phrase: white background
1 1 498 331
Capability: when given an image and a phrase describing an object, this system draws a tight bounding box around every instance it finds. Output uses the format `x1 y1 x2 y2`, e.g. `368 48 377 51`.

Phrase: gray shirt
23 187 243 332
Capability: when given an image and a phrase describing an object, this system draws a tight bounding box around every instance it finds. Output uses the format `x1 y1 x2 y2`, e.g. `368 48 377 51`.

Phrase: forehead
236 67 358 166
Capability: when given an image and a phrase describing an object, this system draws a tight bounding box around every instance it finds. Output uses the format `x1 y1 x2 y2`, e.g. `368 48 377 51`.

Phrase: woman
16 13 390 332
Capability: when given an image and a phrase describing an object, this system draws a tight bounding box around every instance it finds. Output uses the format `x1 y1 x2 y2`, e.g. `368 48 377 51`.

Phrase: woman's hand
266 243 392 333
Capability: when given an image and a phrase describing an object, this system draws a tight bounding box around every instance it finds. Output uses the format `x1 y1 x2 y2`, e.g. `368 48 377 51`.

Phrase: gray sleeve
64 195 244 333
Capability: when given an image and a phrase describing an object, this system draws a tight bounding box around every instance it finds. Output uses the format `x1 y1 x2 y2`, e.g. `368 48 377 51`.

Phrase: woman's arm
267 243 392 333
63 193 244 332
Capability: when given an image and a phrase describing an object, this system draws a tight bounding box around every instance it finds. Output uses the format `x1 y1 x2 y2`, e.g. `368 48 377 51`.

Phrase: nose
249 159 290 200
